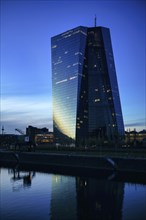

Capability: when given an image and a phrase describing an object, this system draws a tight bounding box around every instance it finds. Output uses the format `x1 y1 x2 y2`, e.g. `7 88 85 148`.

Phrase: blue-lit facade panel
51 27 87 142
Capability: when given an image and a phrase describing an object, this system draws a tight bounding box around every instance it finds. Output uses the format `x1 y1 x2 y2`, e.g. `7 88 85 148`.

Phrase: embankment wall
0 151 146 174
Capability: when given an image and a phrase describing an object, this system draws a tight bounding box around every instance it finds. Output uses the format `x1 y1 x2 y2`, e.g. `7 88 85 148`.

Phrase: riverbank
1 150 146 174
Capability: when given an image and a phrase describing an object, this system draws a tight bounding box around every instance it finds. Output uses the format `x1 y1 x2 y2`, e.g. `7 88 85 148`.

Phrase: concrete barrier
0 151 146 174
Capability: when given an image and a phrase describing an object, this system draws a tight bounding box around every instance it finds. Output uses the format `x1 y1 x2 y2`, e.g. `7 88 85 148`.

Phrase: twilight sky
1 0 146 134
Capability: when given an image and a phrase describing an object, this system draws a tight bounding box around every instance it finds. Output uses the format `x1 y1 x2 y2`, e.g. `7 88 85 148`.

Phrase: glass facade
87 27 124 139
51 27 87 143
51 26 124 145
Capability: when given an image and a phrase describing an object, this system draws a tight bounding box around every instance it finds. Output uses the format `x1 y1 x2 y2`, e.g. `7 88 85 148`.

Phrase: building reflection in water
50 175 77 220
50 174 124 220
76 177 124 220
4 167 145 219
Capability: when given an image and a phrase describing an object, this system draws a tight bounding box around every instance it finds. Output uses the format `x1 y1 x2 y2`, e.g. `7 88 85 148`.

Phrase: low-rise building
26 125 54 144
125 129 146 146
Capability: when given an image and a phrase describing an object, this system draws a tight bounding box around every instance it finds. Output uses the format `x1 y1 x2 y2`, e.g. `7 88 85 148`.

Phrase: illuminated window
95 99 100 102
70 76 77 80
54 61 63 65
56 79 68 84
75 52 83 55
73 63 78 66
75 52 79 55
52 45 57 49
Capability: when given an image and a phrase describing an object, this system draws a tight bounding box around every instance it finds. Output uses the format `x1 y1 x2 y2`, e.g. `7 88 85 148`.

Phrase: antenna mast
94 14 97 27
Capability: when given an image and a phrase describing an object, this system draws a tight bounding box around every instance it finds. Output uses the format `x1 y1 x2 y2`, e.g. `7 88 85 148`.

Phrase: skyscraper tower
51 25 124 145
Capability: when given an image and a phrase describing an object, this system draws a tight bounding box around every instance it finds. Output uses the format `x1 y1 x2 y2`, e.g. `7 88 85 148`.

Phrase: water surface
0 167 146 220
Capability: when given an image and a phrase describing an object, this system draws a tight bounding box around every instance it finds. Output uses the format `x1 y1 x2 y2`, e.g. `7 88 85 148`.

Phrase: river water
0 166 146 220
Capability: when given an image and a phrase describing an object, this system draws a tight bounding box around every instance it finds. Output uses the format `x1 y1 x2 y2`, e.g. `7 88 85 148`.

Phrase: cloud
125 122 145 127
1 95 53 133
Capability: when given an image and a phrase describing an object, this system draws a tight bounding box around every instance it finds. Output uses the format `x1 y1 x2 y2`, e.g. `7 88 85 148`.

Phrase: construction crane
15 128 25 135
